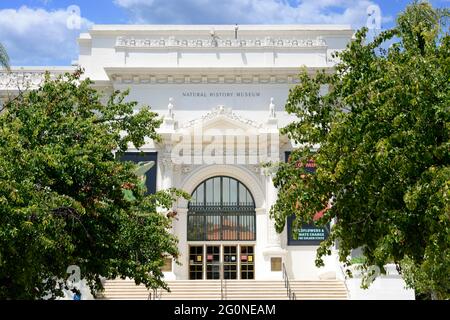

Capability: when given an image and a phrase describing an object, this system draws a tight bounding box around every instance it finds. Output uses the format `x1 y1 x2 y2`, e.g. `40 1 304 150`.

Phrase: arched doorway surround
187 176 256 241
179 165 264 280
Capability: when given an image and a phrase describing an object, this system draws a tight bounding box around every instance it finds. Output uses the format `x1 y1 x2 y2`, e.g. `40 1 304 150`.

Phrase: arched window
187 176 256 241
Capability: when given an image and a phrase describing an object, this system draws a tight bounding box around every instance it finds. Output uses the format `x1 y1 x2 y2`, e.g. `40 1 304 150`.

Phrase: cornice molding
104 67 336 85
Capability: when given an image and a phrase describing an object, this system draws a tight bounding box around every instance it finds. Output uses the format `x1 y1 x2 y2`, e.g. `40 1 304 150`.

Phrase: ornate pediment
181 105 262 131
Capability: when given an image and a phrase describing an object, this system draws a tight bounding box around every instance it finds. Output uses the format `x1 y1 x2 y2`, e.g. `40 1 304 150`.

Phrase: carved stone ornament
181 106 262 129
115 36 327 49
0 72 49 90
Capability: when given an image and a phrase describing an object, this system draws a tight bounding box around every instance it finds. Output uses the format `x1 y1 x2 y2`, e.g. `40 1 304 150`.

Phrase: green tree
0 69 188 299
271 2 449 299
0 42 10 71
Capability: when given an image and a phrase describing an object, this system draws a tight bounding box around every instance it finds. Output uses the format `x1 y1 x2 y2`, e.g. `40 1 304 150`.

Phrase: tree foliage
0 69 188 299
271 2 449 299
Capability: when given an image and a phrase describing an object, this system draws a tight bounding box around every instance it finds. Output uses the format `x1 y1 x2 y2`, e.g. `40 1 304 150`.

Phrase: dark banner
119 152 158 195
284 151 329 246
287 215 330 246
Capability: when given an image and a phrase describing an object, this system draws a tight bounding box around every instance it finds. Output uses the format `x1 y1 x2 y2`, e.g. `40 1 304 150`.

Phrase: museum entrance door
187 176 256 280
189 244 254 280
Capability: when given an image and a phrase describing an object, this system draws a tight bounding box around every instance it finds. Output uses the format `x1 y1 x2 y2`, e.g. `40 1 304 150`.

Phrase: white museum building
0 24 414 299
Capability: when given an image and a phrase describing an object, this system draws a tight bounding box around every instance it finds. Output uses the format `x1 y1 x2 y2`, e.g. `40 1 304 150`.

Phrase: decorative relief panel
181 105 262 129
111 74 298 85
0 72 47 90
0 71 69 91
115 36 327 49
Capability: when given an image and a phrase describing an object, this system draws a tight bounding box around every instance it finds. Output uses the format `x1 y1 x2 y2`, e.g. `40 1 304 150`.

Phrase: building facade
1 24 354 282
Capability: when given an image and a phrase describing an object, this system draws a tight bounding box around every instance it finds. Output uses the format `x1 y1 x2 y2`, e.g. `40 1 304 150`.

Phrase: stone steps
100 279 348 300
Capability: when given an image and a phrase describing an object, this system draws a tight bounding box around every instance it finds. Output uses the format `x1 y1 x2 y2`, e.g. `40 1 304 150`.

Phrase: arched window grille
187 176 256 241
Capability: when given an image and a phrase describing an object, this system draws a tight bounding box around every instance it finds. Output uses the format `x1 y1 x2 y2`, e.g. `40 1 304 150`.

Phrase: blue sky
0 0 448 66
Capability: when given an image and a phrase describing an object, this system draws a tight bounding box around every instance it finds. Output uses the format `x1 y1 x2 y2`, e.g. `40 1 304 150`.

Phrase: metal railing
220 261 225 300
282 263 296 300
339 262 351 299
213 261 228 300
147 288 161 300
187 211 256 241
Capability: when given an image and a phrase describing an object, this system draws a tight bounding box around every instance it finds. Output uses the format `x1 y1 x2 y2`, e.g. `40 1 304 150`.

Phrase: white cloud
0 6 93 66
113 0 389 27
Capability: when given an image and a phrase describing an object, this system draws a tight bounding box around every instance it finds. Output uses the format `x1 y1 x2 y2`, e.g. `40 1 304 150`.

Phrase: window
187 176 256 241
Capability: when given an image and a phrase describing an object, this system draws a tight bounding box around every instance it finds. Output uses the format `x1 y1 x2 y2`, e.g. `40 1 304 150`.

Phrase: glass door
223 246 238 279
240 246 254 279
189 244 254 280
189 246 204 280
206 245 220 279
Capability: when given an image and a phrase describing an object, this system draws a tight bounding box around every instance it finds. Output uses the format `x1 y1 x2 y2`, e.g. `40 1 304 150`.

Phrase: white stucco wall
344 264 415 300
